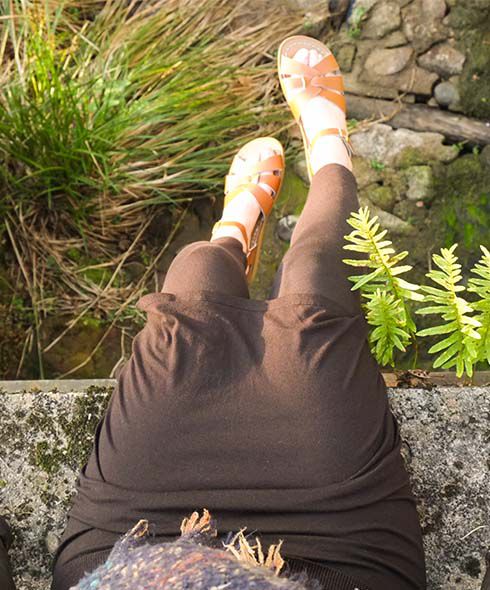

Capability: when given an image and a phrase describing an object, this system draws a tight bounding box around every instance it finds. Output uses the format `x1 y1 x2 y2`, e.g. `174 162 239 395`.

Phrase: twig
460 525 487 541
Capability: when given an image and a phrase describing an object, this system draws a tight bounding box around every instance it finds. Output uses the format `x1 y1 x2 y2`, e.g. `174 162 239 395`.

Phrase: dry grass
0 0 306 376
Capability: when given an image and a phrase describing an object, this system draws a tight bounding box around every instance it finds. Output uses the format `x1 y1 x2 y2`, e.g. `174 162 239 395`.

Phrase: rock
361 1 401 39
421 0 446 20
350 124 457 167
383 30 408 48
45 531 60 555
352 156 384 189
360 48 439 95
364 46 413 76
402 0 448 54
434 81 460 108
364 184 397 211
404 165 435 202
336 43 357 72
348 0 378 18
373 206 416 234
276 215 299 242
427 97 439 107
480 145 490 169
418 43 466 77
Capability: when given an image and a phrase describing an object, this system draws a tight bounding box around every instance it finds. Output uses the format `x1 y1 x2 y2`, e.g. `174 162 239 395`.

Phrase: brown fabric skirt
51 164 426 590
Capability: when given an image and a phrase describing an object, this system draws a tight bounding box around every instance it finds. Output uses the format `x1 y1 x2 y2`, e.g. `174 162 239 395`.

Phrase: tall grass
0 0 305 375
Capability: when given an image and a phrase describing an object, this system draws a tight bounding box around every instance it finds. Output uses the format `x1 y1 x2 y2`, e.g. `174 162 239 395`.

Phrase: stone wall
0 380 489 590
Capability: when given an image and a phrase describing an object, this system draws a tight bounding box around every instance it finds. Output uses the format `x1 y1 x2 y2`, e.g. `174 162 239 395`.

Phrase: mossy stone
364 184 397 212
449 3 490 119
404 165 435 202
382 167 407 200
395 146 430 169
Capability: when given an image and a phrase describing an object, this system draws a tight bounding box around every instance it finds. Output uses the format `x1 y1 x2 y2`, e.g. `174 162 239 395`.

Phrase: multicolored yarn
73 508 324 589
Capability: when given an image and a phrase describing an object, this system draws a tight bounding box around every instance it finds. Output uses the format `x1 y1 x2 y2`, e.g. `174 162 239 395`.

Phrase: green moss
437 154 490 259
33 440 66 475
58 387 112 468
276 168 308 217
396 147 431 169
24 387 112 475
449 3 490 119
249 169 307 299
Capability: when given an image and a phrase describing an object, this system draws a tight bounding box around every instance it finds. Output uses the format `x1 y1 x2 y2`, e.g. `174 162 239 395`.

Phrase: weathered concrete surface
0 381 489 590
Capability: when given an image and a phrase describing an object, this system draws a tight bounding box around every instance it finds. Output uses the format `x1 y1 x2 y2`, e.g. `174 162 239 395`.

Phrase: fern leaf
417 244 481 377
343 206 421 364
468 245 490 365
365 289 411 366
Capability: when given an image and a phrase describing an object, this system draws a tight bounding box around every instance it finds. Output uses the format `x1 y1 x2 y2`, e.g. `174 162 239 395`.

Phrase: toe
309 49 322 67
294 48 309 64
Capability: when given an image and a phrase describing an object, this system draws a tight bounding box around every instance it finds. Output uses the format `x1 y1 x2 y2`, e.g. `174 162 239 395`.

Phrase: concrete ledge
0 380 489 590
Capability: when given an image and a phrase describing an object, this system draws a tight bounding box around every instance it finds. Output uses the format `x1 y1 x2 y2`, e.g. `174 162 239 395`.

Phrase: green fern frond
365 289 412 367
342 206 421 365
468 245 490 365
416 244 481 377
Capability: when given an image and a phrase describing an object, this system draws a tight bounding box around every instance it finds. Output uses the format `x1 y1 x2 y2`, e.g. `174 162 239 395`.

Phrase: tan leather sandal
277 35 353 182
211 137 285 284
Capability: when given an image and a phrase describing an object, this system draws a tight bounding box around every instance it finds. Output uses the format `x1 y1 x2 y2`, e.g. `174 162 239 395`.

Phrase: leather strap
280 51 347 124
224 183 275 217
225 154 283 195
309 127 354 157
212 220 248 247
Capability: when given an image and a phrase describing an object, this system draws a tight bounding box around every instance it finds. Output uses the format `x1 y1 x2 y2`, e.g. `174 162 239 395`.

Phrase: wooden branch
346 93 490 145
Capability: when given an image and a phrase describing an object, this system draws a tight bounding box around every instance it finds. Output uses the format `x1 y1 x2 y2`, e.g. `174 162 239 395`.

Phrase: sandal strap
224 182 275 217
280 53 340 77
225 154 283 194
212 220 248 247
280 52 346 121
287 83 346 121
310 127 354 157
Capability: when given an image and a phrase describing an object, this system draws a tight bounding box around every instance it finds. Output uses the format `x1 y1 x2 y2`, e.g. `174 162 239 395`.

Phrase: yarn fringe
222 527 286 577
180 508 286 576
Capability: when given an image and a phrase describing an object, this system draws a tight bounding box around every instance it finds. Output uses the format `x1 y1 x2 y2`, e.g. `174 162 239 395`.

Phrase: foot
290 48 352 175
210 147 276 254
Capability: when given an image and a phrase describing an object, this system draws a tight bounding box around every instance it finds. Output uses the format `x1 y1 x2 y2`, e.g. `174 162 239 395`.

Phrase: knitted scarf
72 508 324 589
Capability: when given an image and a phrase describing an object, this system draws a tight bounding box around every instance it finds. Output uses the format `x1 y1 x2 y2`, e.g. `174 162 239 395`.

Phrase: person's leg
162 236 250 298
270 47 363 315
269 163 362 315
162 147 277 299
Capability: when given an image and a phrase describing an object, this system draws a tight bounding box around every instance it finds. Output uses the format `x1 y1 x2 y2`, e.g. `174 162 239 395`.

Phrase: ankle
211 226 248 253
310 135 352 175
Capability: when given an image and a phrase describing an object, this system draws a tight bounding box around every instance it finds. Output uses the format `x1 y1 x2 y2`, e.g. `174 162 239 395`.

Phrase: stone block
1 382 489 590
361 1 401 39
418 42 466 77
404 165 435 202
350 124 457 167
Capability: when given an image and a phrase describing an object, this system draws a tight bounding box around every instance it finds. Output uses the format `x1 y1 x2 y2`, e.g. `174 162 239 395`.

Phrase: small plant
343 207 423 366
370 159 385 171
452 141 467 154
343 207 490 377
347 6 367 39
467 245 490 364
416 245 481 377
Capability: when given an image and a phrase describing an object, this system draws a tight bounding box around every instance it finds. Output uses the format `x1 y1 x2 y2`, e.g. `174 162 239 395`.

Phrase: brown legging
162 163 362 315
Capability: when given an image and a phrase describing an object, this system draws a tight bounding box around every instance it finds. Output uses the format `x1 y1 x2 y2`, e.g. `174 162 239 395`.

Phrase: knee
175 239 245 269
